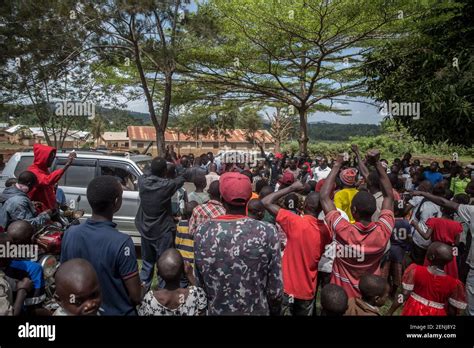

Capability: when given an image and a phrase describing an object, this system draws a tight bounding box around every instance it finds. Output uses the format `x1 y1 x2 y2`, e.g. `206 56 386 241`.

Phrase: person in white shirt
313 157 331 182
205 163 220 192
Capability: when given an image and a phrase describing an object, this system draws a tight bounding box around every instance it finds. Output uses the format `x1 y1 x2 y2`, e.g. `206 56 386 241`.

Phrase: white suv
0 151 152 245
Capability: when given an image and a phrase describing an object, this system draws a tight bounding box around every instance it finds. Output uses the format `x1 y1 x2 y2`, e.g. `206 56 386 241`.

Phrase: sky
125 0 386 125
126 97 385 125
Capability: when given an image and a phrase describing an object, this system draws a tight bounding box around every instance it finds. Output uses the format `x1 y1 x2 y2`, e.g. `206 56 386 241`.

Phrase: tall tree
75 0 192 155
265 106 298 152
186 0 420 153
0 0 104 148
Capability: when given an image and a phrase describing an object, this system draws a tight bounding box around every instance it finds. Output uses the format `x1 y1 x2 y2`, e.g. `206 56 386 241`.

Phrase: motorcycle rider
0 171 52 232
27 144 76 213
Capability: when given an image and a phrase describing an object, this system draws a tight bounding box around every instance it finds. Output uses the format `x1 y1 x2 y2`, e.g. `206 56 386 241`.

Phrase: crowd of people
0 142 474 317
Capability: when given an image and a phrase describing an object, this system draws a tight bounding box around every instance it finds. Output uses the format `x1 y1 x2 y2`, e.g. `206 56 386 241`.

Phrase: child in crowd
138 249 207 316
188 175 210 205
345 274 389 316
54 258 101 316
417 207 463 279
388 242 466 316
0 234 33 316
6 221 46 312
381 204 412 298
176 201 198 267
320 284 348 316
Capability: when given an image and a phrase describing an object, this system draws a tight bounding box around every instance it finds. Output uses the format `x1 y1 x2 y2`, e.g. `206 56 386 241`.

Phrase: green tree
186 0 427 153
364 0 473 146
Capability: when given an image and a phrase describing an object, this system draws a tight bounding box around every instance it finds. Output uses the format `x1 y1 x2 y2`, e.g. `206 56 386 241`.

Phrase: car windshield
133 159 151 173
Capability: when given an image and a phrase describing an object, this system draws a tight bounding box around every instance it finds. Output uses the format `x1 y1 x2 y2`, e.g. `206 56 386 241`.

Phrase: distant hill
307 122 381 141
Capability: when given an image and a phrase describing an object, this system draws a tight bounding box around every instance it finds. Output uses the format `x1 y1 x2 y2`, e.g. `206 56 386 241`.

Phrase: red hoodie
27 144 65 212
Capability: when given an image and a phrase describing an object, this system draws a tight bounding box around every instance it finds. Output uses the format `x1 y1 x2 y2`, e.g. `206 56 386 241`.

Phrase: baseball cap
219 172 252 206
278 171 295 186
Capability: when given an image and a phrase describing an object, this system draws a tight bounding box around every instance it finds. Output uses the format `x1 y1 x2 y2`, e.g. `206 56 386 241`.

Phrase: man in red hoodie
27 144 76 212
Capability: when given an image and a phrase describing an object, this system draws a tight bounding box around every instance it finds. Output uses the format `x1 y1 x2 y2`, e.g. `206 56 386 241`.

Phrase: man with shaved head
247 199 265 221
138 249 207 316
54 259 101 316
262 180 331 316
6 221 34 245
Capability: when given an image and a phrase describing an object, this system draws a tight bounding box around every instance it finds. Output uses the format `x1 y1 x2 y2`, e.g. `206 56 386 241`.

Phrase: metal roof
102 132 129 141
127 126 274 143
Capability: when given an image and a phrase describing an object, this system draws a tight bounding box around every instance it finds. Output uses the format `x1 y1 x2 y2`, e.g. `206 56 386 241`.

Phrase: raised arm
411 191 460 211
351 144 370 181
261 181 304 216
320 155 344 214
367 150 394 211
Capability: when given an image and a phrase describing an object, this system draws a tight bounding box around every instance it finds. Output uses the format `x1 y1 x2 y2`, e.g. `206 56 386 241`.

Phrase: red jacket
27 144 65 212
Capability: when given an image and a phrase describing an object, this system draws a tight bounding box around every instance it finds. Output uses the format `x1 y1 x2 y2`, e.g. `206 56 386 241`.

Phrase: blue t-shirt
60 219 139 315
423 170 443 186
390 218 412 250
7 260 45 306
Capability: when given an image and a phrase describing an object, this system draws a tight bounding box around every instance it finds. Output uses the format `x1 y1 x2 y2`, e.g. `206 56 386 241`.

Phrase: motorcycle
33 198 84 303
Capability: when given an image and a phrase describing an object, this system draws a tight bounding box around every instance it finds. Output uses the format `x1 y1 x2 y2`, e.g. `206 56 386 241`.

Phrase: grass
137 259 158 290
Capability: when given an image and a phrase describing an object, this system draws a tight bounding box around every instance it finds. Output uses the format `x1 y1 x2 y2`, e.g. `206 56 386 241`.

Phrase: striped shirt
175 220 194 265
324 209 394 298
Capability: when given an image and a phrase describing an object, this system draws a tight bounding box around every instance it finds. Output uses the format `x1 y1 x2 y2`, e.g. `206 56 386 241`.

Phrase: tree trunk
298 108 309 154
274 140 280 153
158 72 173 156
155 130 165 157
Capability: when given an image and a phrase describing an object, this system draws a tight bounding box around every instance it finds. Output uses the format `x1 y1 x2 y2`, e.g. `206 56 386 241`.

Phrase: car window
14 156 34 177
134 159 151 173
98 160 139 191
55 159 97 188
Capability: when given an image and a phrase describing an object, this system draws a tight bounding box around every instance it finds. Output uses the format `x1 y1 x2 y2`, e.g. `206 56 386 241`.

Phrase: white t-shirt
409 197 441 249
313 166 331 182
457 204 474 268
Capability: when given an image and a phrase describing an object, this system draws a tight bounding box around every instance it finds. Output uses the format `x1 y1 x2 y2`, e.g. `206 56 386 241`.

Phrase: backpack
0 270 13 316
414 198 428 222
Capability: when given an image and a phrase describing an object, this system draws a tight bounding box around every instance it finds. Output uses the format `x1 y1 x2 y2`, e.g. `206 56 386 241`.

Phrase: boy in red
27 144 76 212
412 206 463 278
320 150 395 298
389 242 466 316
262 180 331 315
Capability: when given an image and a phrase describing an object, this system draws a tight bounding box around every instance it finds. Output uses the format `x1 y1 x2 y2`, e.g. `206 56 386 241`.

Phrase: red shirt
276 209 331 300
401 264 466 316
27 144 65 211
325 209 394 298
424 217 463 278
426 217 463 245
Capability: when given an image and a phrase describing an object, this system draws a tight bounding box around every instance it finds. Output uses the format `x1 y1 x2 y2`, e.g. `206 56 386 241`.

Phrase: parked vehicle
0 150 152 245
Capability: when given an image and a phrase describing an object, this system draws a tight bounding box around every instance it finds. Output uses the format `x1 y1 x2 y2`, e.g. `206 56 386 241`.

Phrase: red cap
278 172 295 186
219 172 252 206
